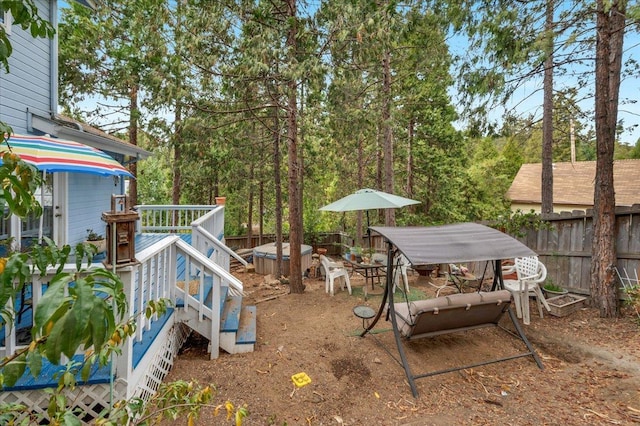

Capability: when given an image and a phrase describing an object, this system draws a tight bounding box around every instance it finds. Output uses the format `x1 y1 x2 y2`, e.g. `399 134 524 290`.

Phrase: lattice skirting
0 323 191 422
130 322 191 402
0 382 114 423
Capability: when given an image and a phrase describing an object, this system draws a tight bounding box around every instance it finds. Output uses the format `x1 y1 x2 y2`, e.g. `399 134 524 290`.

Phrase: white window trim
1 9 11 35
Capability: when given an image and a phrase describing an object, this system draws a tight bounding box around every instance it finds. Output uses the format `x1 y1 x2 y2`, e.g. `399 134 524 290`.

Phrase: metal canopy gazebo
360 223 544 397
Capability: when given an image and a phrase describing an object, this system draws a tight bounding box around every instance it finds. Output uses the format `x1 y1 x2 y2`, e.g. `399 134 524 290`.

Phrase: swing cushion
393 290 512 340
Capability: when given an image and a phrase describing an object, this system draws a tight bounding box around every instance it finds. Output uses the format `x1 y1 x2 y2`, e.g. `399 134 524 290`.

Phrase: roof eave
30 114 151 159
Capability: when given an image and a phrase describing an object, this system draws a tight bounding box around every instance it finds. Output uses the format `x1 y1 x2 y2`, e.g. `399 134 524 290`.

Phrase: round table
353 305 376 328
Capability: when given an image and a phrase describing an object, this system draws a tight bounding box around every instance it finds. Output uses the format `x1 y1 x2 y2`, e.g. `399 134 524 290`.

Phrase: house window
0 7 11 35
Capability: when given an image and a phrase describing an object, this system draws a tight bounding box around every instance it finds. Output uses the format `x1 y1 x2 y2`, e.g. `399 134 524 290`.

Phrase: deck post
117 268 135 396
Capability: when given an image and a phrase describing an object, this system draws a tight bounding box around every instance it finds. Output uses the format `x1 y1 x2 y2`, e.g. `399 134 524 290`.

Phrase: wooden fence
516 205 640 296
226 206 640 297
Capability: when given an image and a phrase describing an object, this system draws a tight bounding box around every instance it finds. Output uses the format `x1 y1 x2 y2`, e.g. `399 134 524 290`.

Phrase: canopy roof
371 223 536 266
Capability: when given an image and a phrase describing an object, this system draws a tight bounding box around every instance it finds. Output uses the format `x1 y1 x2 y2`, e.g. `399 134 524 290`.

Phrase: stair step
236 306 257 344
175 276 214 308
220 295 242 332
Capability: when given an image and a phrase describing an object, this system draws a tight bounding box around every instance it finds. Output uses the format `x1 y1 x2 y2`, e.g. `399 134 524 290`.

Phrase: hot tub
253 243 313 276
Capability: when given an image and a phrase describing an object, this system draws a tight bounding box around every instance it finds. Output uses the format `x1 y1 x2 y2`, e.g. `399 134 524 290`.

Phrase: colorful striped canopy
1 134 133 177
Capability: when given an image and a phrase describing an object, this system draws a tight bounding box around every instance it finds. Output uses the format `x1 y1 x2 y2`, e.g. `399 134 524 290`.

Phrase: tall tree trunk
172 0 183 208
382 50 395 226
172 104 182 207
286 0 303 293
273 110 283 279
247 162 254 248
590 0 626 317
259 179 264 246
128 85 138 206
541 0 554 217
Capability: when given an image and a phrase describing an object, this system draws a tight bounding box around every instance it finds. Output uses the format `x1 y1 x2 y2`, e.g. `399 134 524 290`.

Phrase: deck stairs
172 238 256 356
176 285 256 355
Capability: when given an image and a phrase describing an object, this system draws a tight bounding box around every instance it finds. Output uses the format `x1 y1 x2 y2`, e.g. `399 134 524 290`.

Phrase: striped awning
1 134 133 177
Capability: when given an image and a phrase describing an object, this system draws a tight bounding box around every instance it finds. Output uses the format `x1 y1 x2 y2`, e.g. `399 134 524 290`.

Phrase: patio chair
502 256 550 325
320 255 351 296
392 254 410 293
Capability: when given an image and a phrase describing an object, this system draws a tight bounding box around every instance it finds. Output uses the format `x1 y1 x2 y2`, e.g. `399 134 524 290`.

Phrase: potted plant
543 280 568 297
349 246 362 262
85 228 107 254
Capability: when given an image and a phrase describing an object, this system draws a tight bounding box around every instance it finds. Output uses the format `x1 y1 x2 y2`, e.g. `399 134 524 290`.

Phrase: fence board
518 205 640 297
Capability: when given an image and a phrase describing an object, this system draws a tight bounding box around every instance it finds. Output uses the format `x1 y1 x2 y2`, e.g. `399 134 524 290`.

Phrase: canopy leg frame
360 249 544 398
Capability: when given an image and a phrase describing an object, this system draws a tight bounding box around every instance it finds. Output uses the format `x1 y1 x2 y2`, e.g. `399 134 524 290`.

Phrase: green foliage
543 281 564 293
85 228 103 241
492 209 551 238
137 148 171 205
0 150 43 218
619 276 640 323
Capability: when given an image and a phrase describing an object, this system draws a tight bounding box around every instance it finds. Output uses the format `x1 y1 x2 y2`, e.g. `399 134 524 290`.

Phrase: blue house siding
67 174 126 245
0 0 53 134
0 0 145 252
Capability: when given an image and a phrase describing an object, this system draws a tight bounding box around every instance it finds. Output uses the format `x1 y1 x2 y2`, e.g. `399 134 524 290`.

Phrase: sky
60 2 640 146
447 14 640 146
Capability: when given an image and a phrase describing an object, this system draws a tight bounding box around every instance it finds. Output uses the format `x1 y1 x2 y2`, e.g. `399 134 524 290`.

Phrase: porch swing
358 223 545 398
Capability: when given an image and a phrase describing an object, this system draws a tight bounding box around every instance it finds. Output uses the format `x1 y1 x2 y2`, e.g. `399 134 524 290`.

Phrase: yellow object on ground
291 372 311 387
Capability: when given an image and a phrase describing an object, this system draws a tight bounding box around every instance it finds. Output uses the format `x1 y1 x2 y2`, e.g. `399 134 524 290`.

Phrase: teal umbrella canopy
320 189 421 250
319 188 420 213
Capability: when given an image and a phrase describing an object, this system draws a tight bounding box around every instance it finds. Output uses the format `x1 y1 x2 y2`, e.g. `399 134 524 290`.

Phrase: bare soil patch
164 269 640 425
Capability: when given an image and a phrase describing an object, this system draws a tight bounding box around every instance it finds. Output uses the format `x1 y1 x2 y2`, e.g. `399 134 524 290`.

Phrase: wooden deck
2 233 192 391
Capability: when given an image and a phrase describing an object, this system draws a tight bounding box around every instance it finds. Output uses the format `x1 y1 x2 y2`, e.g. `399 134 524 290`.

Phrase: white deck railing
116 234 244 392
1 203 241 370
191 209 248 271
135 204 223 234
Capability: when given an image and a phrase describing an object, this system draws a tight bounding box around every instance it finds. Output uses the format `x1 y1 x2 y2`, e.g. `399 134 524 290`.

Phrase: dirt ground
164 267 640 426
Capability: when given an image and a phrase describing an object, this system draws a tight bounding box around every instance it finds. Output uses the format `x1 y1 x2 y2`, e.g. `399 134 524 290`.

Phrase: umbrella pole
366 210 372 252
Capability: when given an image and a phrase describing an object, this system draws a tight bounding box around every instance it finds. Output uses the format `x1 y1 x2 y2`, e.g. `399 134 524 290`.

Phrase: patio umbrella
1 134 134 242
1 134 133 177
319 188 420 248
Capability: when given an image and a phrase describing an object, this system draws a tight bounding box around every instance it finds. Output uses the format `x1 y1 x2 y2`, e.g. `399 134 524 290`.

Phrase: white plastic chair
392 254 410 293
502 256 550 325
320 255 351 296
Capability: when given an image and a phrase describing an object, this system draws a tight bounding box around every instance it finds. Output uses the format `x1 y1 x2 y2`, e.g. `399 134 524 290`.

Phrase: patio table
343 255 386 297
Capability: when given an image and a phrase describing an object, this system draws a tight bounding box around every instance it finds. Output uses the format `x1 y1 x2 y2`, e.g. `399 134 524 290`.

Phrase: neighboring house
0 0 149 249
505 160 640 213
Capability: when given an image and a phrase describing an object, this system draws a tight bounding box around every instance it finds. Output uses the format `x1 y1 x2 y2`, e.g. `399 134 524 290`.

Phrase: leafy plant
86 228 104 241
621 284 640 323
492 209 551 238
543 282 565 293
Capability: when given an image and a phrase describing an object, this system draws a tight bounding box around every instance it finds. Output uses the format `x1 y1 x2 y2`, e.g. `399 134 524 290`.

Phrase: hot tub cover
370 223 536 266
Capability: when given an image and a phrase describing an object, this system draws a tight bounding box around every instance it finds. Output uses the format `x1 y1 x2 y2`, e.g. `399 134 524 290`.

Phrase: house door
20 173 67 248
